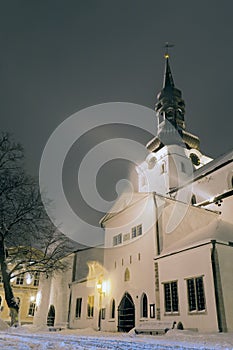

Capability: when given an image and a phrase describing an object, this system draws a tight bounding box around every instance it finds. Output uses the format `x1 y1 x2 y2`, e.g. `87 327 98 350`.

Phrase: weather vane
164 42 174 58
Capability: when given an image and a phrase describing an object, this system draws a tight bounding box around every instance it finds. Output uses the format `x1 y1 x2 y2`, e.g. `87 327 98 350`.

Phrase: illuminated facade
0 271 40 325
35 55 233 333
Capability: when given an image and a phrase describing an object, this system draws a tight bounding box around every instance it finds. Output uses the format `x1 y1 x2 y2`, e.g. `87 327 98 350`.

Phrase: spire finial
164 42 174 59
163 43 175 88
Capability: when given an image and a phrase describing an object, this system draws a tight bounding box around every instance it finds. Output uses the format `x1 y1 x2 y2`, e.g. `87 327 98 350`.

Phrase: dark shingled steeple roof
146 52 200 152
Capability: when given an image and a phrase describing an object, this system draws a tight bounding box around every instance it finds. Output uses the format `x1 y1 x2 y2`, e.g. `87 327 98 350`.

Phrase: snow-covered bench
48 322 68 331
134 321 176 335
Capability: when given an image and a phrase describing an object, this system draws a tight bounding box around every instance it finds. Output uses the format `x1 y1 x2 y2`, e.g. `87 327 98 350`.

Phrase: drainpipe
67 252 77 328
67 285 72 328
153 192 161 255
153 193 161 320
210 240 227 332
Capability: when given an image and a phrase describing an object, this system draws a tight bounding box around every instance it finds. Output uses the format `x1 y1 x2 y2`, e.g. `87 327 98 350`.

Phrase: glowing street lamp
96 278 111 330
97 279 103 331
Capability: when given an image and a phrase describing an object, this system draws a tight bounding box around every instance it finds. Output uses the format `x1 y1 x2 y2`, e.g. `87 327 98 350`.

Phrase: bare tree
0 133 73 326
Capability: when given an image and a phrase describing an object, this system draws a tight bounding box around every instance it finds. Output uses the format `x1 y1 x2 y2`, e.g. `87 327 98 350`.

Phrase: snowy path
0 328 233 349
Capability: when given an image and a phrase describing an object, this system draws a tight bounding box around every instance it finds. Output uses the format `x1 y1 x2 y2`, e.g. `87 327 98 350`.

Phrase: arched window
47 305 55 326
161 162 166 174
110 298 115 319
124 268 130 282
141 293 148 318
191 195 196 205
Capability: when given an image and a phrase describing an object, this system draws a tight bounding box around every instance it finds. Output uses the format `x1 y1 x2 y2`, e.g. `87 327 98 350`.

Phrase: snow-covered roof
159 218 233 257
170 148 233 193
100 192 151 225
193 149 233 180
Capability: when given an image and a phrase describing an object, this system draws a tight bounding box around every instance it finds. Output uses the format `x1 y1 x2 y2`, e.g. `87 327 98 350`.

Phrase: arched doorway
47 305 55 326
118 292 135 332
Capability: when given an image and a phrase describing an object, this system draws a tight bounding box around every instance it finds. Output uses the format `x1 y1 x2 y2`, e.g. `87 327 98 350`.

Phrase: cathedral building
34 54 233 333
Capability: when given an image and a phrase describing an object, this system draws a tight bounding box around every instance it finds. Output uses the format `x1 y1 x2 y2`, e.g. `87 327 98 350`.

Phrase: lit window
187 276 206 312
87 296 94 318
164 281 179 313
124 268 130 282
113 233 122 246
141 293 148 318
16 276 24 285
33 272 40 286
28 302 36 316
110 299 115 319
150 304 155 318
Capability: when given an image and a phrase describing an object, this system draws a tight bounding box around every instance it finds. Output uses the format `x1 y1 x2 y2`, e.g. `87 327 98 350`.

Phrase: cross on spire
164 42 174 59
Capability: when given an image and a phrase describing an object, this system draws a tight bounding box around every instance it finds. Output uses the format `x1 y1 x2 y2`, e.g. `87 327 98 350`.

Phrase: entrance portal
118 292 135 332
47 305 55 326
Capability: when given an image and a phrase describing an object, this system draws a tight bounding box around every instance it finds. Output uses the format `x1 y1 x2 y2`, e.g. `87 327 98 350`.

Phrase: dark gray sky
1 0 233 175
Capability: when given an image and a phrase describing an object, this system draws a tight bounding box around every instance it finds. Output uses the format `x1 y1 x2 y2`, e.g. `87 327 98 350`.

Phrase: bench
48 322 68 332
134 321 176 335
49 327 62 332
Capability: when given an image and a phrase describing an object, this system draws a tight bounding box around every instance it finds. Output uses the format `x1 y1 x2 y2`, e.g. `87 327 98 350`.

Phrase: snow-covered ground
0 325 233 349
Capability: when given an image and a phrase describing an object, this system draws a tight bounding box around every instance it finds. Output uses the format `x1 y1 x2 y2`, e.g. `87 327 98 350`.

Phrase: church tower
137 50 212 194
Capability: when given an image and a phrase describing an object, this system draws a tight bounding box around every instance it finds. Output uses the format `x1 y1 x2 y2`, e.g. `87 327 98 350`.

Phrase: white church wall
158 243 219 332
138 146 193 194
160 200 217 251
33 254 73 328
69 279 99 330
103 194 156 250
216 244 233 331
102 229 157 331
33 276 52 326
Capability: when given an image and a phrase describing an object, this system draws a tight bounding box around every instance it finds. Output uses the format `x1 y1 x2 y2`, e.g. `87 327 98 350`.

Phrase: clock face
190 153 200 166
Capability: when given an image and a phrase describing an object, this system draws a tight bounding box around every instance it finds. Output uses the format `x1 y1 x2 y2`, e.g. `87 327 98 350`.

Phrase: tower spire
163 43 175 88
146 47 200 152
163 56 175 88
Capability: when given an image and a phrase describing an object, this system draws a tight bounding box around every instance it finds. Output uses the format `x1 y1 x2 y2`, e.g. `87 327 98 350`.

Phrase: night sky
1 1 233 175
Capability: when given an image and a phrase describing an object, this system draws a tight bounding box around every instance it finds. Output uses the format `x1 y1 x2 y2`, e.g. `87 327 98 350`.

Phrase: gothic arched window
141 293 148 318
191 195 197 205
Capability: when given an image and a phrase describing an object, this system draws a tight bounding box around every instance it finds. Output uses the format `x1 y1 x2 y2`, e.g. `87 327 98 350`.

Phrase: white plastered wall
158 243 219 332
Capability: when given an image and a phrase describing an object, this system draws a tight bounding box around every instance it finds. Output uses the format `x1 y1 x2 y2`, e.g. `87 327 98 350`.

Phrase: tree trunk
0 235 20 326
